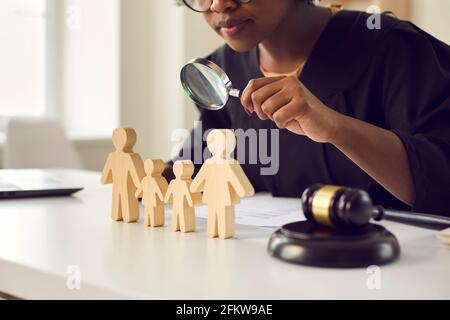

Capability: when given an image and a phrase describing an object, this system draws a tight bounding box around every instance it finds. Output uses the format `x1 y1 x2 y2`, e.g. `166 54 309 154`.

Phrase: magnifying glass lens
181 63 228 110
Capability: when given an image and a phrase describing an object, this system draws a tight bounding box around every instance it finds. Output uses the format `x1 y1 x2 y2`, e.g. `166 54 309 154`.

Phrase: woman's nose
210 0 238 13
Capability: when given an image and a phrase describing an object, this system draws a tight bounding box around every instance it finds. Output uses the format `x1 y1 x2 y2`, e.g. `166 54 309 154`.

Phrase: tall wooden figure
135 159 168 227
190 129 255 239
165 160 201 233
101 128 145 223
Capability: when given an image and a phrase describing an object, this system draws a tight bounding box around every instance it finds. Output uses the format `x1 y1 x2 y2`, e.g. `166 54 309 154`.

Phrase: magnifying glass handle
229 88 241 99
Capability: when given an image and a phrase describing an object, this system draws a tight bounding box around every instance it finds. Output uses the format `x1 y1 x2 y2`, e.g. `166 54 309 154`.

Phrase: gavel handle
374 206 450 230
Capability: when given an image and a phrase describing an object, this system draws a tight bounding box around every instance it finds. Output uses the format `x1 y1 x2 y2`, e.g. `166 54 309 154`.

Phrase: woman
167 0 450 216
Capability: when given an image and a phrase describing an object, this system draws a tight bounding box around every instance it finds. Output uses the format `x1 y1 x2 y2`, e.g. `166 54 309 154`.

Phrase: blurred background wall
0 0 449 170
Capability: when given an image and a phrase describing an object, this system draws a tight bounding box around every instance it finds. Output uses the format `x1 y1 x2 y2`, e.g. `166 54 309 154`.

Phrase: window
0 0 120 138
0 0 47 117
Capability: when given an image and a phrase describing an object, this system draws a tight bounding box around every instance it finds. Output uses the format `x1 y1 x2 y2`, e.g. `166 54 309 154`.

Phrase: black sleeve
165 50 232 178
377 23 450 216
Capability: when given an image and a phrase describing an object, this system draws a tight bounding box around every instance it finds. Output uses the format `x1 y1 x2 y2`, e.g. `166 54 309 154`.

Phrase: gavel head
301 185 375 229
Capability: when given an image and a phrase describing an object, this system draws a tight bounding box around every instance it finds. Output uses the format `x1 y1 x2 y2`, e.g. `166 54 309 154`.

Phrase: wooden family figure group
101 128 255 239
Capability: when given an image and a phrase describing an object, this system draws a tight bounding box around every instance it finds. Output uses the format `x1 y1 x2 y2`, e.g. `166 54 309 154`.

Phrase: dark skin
201 0 415 206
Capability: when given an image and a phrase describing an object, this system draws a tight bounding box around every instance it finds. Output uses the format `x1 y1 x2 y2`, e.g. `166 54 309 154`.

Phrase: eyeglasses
182 0 251 13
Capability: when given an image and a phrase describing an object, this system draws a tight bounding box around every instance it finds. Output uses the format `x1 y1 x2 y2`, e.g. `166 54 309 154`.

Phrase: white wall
411 0 450 44
120 0 185 162
61 0 120 138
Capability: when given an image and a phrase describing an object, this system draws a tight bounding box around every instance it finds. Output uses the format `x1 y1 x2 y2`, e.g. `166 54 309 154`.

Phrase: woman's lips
218 19 251 37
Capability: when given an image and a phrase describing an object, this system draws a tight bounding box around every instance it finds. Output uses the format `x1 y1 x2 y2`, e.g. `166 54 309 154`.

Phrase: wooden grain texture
165 160 201 233
191 129 255 239
135 159 169 227
101 128 145 223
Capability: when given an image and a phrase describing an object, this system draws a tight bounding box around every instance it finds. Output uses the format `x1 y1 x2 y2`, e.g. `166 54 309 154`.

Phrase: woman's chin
225 39 259 53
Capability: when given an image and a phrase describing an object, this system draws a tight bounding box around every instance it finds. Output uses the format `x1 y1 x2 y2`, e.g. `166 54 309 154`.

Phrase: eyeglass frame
181 0 252 13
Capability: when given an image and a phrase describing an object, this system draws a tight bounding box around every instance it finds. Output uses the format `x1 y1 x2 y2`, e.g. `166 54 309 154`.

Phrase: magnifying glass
180 58 241 111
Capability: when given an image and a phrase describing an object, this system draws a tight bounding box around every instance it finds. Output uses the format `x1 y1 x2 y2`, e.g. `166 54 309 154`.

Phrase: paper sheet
167 193 305 228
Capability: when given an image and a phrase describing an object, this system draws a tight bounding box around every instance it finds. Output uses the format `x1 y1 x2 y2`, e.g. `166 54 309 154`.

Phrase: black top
172 10 450 216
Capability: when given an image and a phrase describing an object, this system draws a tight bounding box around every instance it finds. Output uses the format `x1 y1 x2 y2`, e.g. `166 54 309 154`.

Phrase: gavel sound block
268 221 400 268
269 185 450 268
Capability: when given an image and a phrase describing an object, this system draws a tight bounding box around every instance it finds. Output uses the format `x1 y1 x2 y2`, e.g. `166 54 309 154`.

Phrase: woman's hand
241 76 342 144
241 76 415 205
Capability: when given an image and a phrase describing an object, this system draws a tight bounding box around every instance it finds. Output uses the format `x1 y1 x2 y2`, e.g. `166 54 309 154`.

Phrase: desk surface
0 170 449 300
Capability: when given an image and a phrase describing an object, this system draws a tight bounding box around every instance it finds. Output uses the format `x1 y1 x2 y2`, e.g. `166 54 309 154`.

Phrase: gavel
302 185 450 230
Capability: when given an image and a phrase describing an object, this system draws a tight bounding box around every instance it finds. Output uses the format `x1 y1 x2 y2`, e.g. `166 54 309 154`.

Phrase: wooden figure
437 228 450 247
101 128 145 223
135 159 168 227
165 160 201 233
190 129 255 239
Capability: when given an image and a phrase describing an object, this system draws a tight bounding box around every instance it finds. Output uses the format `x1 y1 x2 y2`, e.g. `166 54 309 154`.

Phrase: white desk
0 170 449 300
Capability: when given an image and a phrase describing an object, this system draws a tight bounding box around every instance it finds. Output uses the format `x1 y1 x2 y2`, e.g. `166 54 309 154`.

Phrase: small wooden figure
101 128 145 223
135 159 169 227
190 129 255 239
437 228 450 247
165 160 201 233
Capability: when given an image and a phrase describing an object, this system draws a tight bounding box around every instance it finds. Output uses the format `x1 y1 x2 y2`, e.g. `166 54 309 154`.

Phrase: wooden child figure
190 129 255 239
101 128 145 223
165 160 201 233
135 159 168 227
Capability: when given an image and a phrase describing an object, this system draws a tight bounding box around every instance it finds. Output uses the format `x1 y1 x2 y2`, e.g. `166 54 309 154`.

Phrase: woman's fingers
241 76 285 114
285 120 306 136
272 99 308 129
260 89 292 121
251 83 286 120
